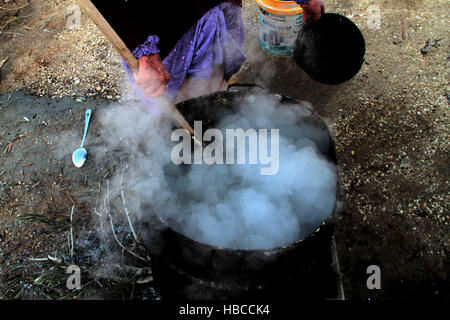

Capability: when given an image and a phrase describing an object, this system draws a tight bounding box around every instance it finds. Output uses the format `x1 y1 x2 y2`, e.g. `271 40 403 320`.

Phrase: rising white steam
97 94 337 250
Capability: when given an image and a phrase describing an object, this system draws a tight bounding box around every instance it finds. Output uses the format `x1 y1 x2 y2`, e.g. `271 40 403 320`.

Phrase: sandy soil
0 0 448 300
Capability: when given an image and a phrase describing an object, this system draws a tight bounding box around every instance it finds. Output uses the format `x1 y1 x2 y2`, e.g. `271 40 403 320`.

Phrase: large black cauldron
141 88 341 299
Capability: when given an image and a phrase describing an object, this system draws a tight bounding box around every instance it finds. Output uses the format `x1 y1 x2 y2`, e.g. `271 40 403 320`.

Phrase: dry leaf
47 255 62 264
136 276 154 284
0 57 8 69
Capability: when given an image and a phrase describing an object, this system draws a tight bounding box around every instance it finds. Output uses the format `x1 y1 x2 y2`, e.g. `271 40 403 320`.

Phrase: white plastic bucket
256 0 303 56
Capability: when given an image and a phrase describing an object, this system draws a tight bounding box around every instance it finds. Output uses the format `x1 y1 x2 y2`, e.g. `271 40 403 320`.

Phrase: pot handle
227 83 266 92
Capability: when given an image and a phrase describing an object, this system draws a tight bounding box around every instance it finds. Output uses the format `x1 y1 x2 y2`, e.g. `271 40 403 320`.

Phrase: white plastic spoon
72 109 92 168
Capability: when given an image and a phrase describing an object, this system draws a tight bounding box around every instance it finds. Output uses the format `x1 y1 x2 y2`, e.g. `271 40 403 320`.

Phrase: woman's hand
300 0 325 22
134 54 170 98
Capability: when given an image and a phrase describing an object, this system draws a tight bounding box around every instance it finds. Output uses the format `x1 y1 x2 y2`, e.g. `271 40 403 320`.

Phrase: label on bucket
258 6 302 57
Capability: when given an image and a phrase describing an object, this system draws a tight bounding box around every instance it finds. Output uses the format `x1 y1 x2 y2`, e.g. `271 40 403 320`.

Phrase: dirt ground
0 0 448 300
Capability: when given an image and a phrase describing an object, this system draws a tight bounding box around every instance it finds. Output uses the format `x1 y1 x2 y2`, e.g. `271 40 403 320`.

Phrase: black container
141 90 341 299
294 13 366 85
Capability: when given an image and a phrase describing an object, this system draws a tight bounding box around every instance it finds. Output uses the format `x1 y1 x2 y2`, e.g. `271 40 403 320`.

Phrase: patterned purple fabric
123 2 245 104
132 35 160 58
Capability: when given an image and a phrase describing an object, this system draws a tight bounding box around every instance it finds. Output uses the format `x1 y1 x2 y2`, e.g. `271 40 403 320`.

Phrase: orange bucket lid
256 0 303 16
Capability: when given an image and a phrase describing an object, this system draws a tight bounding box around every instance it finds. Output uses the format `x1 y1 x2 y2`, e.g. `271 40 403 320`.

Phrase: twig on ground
0 2 30 11
3 142 12 154
0 9 41 34
94 182 102 217
0 243 22 264
108 213 146 262
120 166 138 242
69 205 75 259
0 31 51 38
94 175 151 281
331 236 345 300
105 178 147 262
0 57 7 69
0 8 62 38
29 257 48 262
40 13 56 30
